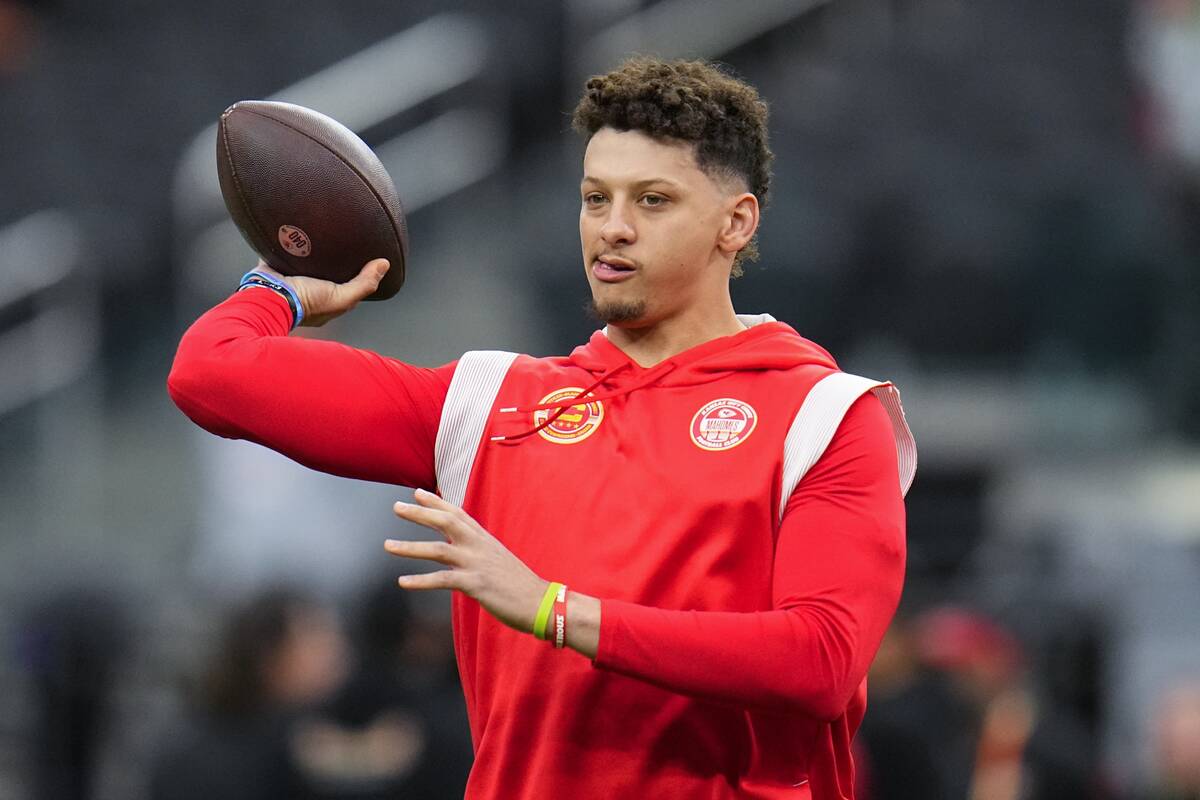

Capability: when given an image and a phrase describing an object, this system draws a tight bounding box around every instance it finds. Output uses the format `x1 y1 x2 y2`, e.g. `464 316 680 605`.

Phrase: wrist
551 584 568 648
532 580 561 640
565 591 601 659
238 269 304 329
530 582 601 658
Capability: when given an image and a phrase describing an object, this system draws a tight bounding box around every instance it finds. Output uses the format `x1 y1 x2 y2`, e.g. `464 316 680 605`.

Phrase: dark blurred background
1 1 1198 798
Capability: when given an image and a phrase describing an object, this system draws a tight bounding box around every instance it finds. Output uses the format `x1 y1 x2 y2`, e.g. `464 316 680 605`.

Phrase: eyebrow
580 176 683 190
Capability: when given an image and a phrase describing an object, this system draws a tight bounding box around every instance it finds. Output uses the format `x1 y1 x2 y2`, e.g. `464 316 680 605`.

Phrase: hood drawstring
490 360 678 445
486 319 836 446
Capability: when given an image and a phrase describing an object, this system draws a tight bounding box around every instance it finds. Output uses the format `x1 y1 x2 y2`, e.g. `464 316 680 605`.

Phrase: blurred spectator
860 606 1103 800
149 579 471 799
918 607 1098 800
857 615 960 800
290 574 472 799
149 588 348 800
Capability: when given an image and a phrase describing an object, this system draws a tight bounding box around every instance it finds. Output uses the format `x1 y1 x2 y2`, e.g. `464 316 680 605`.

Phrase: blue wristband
237 269 304 329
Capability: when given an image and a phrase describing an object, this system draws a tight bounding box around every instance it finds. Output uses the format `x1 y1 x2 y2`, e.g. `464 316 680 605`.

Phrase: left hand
384 489 550 634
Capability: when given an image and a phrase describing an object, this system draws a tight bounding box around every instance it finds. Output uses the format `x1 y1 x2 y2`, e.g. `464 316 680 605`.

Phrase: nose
599 202 636 248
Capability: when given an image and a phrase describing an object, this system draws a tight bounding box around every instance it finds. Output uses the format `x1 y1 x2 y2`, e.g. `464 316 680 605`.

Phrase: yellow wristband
534 582 563 640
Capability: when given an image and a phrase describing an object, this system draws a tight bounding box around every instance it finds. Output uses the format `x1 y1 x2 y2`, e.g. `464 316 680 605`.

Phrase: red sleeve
592 393 906 720
167 288 454 490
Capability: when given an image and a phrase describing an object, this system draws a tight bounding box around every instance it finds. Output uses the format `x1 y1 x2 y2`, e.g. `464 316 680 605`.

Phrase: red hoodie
168 290 916 800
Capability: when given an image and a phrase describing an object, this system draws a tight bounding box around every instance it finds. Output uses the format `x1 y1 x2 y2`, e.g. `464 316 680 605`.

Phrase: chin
587 297 649 325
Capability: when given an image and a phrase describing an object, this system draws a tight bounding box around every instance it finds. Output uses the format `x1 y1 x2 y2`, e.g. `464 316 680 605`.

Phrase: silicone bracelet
533 582 563 641
238 269 305 329
552 584 568 649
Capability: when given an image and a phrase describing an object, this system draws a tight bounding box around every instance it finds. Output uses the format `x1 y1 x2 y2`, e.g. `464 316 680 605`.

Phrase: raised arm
168 260 452 490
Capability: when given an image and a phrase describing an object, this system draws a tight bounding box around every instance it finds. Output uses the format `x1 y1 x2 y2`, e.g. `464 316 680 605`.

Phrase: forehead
581 127 706 185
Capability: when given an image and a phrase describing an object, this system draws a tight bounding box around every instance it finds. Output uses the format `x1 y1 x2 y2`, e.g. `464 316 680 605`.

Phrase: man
169 58 916 799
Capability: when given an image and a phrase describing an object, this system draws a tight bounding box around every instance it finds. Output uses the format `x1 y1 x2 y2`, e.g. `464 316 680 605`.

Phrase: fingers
336 258 389 303
411 487 455 510
396 570 457 591
393 499 459 540
394 489 476 536
389 491 489 596
359 257 390 286
384 538 458 566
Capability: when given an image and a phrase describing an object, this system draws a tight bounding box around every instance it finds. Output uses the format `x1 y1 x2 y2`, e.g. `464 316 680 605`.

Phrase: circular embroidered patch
534 388 604 444
690 398 758 451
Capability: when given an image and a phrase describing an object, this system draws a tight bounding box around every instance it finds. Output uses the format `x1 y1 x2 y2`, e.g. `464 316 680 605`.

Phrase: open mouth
592 259 636 282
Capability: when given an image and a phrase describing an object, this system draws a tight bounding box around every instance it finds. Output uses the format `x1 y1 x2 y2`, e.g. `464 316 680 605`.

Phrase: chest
461 365 818 605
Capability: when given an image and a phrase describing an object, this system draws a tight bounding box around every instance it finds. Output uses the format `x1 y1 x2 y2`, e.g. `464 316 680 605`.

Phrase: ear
717 192 760 256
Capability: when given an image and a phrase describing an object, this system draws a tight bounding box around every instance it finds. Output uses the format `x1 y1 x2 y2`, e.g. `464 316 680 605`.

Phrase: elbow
774 670 860 722
167 316 243 420
774 608 867 722
166 351 206 418
166 359 188 411
794 679 861 722
165 307 277 438
166 349 233 435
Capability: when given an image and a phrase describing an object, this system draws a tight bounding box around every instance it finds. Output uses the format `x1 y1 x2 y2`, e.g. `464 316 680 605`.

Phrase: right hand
254 258 390 327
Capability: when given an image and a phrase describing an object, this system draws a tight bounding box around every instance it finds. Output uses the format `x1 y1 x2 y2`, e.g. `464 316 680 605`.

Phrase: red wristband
552 584 568 649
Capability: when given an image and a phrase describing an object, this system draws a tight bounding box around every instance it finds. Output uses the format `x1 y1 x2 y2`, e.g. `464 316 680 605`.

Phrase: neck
606 299 746 367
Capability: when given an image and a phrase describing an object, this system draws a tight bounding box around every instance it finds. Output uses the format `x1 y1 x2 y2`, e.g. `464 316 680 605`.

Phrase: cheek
661 217 714 262
579 207 600 234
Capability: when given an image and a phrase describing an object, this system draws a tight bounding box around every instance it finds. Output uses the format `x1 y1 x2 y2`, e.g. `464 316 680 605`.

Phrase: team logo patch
534 388 604 444
690 398 758 451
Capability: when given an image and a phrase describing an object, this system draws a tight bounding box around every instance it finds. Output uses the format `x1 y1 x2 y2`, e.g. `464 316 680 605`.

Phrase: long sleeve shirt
169 289 911 799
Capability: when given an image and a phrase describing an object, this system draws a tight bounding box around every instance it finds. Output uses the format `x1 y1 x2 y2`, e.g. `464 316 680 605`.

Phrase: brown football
216 100 407 300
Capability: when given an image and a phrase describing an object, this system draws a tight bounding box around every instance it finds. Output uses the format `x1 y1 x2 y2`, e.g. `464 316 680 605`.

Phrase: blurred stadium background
1 0 1198 798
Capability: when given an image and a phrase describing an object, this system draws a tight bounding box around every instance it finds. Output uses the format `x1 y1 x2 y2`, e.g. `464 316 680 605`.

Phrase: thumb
340 258 390 301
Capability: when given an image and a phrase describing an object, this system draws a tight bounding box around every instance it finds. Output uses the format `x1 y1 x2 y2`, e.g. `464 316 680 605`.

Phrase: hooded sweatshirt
168 289 916 800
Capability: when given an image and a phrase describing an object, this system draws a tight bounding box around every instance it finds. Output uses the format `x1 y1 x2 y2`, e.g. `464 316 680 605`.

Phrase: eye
583 192 607 206
640 193 668 207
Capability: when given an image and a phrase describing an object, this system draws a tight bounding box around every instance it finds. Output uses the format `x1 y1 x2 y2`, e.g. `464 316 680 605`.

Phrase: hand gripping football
216 100 407 300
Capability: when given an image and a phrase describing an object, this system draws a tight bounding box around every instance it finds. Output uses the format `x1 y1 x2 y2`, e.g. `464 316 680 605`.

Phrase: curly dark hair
572 57 773 275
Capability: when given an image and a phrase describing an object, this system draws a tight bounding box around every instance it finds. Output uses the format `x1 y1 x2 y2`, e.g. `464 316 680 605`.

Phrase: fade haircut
572 57 773 276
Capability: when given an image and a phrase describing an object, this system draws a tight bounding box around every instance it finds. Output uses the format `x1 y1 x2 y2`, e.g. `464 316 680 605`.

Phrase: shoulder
832 391 896 450
800 389 905 494
778 371 917 511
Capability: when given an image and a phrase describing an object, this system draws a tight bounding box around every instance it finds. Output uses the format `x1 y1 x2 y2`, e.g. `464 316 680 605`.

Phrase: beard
586 297 647 325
